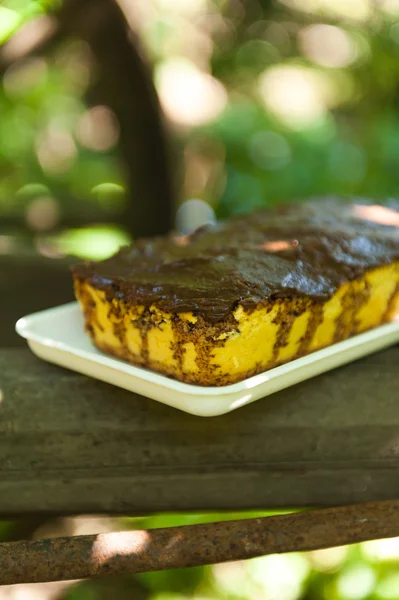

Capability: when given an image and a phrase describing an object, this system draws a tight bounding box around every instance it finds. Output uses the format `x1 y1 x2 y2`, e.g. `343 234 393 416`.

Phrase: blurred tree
0 0 176 237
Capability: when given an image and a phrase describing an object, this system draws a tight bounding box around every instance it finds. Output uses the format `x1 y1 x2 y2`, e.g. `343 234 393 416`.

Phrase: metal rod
1 500 399 585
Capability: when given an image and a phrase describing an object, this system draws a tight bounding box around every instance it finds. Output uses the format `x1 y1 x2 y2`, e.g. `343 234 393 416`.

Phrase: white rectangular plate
16 302 399 417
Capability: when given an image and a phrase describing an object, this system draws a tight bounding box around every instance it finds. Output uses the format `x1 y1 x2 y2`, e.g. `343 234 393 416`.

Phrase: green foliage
3 0 399 246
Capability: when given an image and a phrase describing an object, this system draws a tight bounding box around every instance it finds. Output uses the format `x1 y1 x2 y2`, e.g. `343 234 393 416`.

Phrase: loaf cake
72 198 399 386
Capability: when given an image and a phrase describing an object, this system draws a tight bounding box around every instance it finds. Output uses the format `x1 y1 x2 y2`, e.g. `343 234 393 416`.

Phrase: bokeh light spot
4 57 48 98
57 226 130 260
337 564 376 600
258 65 330 129
309 546 348 572
247 553 310 600
36 128 77 175
17 183 50 199
298 24 358 68
175 198 216 235
362 536 399 561
0 15 57 64
155 58 227 126
91 183 125 210
278 0 371 22
77 106 120 152
26 196 60 231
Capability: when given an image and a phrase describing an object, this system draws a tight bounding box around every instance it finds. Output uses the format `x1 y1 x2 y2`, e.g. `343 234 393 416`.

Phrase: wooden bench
2 254 399 585
2 345 399 515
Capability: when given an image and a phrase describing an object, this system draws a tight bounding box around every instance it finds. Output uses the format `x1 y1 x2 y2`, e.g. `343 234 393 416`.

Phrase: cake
72 197 399 386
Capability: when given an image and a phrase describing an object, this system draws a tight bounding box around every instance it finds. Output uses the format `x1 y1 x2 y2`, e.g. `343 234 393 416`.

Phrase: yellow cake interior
74 261 399 386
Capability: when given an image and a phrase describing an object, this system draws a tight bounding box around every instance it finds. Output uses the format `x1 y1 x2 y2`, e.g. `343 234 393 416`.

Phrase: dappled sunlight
353 204 399 227
91 530 150 566
261 240 299 252
164 531 183 550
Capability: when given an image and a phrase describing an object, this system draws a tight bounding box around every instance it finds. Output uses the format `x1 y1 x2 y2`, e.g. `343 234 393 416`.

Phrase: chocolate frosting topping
72 197 399 322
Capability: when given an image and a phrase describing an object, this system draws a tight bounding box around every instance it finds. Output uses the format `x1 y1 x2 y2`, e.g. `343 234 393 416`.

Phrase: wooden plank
1 255 74 347
1 347 398 515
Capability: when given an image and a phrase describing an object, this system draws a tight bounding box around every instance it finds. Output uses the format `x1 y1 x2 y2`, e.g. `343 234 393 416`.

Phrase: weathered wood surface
1 345 398 515
1 255 74 347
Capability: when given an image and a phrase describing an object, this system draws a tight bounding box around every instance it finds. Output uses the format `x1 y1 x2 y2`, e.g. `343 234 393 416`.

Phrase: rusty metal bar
1 500 399 585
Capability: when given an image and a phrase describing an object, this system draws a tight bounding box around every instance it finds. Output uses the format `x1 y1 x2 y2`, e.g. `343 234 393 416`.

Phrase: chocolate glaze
72 197 399 322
